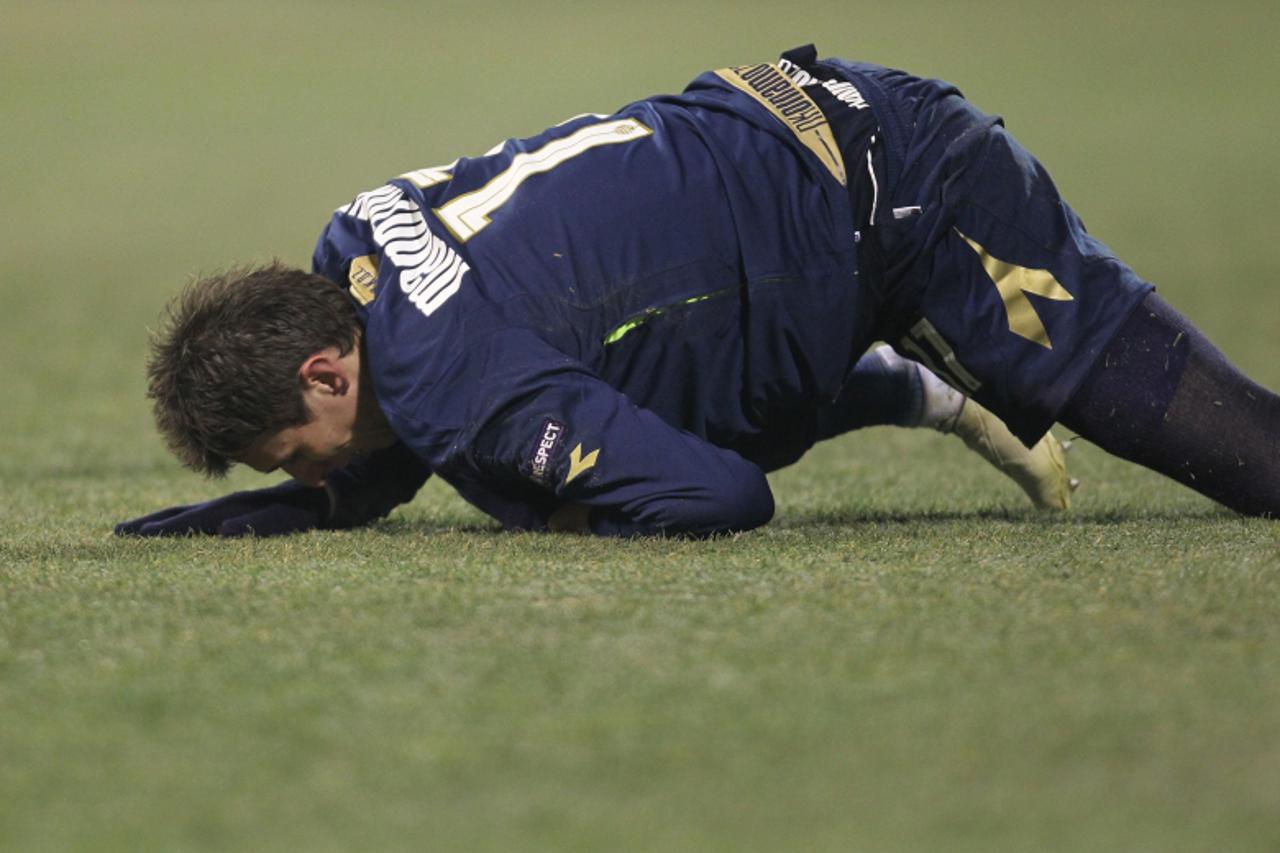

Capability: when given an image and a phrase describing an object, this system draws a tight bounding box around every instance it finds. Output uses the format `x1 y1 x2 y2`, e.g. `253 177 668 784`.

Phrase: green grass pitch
3 1 1279 849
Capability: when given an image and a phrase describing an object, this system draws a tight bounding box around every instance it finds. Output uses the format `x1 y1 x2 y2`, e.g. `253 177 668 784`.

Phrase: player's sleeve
311 200 380 288
435 467 563 532
453 333 774 538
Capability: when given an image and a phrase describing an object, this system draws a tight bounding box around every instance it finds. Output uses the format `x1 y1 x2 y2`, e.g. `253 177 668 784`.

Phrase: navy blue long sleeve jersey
308 44 1155 535
312 51 889 536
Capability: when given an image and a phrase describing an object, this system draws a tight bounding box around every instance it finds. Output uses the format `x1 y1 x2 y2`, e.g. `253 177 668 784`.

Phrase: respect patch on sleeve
528 418 566 486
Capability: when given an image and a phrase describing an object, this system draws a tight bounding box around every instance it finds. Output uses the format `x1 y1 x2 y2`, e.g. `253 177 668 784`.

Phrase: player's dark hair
146 262 360 477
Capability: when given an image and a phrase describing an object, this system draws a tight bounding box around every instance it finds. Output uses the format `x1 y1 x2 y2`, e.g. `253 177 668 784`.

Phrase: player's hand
114 481 331 537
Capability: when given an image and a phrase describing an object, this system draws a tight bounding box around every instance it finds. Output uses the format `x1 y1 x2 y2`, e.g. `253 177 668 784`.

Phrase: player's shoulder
312 178 477 322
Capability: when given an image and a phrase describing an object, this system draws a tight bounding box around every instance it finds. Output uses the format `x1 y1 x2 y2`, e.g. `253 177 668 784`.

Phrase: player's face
240 391 361 487
238 345 394 487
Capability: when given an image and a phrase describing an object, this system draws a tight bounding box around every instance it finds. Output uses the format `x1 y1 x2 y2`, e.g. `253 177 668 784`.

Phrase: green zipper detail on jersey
602 289 732 346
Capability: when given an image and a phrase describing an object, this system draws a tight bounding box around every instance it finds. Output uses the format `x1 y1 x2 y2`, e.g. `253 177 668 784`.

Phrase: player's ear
297 348 350 396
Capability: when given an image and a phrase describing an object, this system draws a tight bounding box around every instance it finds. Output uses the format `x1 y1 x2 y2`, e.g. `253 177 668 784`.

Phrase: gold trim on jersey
714 63 846 186
434 118 654 242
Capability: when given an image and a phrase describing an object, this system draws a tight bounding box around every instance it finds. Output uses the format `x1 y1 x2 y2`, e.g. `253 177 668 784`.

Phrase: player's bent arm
460 358 774 538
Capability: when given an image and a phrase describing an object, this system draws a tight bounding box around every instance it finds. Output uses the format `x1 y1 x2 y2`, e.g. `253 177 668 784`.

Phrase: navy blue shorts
830 60 1154 444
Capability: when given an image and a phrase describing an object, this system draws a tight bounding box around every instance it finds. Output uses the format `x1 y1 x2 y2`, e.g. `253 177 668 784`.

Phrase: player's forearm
517 452 775 537
455 337 777 537
576 462 775 538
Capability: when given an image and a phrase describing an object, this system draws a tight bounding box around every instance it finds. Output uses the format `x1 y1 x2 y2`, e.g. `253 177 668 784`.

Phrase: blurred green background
3 1 1279 850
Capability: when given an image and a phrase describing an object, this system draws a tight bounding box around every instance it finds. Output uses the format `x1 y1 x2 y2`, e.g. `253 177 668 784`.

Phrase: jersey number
432 117 652 242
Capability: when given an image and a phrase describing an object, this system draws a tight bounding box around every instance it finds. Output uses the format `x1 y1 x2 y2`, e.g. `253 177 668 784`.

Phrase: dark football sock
1059 293 1280 516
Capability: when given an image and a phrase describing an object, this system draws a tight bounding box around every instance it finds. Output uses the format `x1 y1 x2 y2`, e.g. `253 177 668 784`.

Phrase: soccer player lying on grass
117 45 1279 538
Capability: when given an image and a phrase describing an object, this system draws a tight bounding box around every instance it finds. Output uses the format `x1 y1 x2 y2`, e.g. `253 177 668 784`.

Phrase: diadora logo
566 444 600 485
955 228 1074 349
530 419 565 485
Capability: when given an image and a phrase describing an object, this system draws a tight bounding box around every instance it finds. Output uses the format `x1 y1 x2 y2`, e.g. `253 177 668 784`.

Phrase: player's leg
869 90 1278 517
823 346 1074 509
1059 293 1280 516
817 344 931 430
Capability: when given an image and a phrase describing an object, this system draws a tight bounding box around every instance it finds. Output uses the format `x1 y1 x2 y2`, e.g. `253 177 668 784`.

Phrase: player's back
314 63 877 465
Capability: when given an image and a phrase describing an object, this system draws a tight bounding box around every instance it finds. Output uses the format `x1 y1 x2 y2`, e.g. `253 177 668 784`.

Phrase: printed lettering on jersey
776 57 872 111
347 254 379 306
339 184 470 318
900 318 982 395
525 419 601 488
529 419 566 485
714 63 846 186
